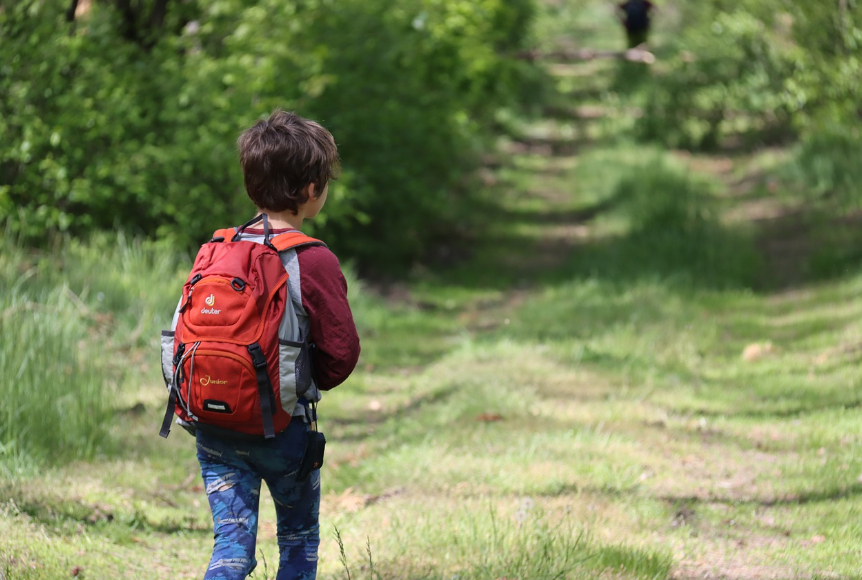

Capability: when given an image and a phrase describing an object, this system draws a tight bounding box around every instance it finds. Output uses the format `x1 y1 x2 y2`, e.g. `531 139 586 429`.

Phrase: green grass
0 232 187 474
4 1 862 578
6 187 862 577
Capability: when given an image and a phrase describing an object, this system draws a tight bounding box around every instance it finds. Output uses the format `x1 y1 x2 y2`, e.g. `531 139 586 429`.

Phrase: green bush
779 128 862 280
637 8 794 149
789 127 862 206
302 0 535 264
635 0 861 150
0 0 536 268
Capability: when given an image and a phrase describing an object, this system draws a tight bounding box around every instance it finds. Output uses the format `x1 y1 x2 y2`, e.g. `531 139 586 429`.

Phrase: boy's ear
305 183 320 199
304 183 318 199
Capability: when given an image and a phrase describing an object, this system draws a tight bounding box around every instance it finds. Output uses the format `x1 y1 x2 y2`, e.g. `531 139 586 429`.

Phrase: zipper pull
179 288 194 312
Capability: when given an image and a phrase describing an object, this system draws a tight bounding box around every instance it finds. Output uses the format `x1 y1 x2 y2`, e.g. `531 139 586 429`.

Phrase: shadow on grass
491 190 627 227
507 135 595 158
329 383 460 444
532 479 862 509
753 207 862 290
2 488 210 536
430 136 862 298
660 482 862 508
432 153 766 294
435 213 764 298
678 397 862 420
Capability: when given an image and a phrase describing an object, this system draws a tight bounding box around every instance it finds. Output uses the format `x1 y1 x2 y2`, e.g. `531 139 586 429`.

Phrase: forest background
2 0 862 578
4 0 859 267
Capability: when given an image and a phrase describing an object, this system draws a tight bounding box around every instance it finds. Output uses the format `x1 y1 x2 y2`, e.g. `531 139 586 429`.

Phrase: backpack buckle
248 343 267 369
172 343 186 367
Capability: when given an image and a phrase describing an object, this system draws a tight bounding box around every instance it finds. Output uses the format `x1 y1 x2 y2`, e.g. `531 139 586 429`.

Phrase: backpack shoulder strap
210 227 236 242
270 231 327 252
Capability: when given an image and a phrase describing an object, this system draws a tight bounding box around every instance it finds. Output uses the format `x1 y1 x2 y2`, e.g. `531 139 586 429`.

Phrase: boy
194 110 360 580
618 0 655 48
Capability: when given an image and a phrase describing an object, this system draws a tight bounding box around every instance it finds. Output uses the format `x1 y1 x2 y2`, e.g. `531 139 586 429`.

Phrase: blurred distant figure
618 0 654 48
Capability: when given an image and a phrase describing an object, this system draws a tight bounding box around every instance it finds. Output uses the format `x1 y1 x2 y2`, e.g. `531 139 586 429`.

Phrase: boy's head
237 110 340 214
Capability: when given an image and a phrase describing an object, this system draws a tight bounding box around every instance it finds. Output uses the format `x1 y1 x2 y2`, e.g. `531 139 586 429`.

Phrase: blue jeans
196 419 320 580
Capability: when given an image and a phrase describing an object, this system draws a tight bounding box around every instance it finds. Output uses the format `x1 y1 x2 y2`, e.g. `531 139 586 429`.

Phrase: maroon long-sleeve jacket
247 227 360 390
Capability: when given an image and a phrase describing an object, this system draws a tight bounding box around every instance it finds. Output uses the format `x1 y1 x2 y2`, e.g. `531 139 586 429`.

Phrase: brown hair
237 110 340 214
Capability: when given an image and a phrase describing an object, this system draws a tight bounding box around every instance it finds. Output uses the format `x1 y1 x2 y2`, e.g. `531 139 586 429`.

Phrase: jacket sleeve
296 245 361 390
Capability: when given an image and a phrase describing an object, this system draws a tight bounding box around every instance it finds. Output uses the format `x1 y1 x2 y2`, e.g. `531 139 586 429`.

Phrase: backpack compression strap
209 229 325 252
270 231 327 252
210 228 236 242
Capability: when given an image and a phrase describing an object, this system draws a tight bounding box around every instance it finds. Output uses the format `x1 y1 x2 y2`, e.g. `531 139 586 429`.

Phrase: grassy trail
4 3 862 579
5 114 862 580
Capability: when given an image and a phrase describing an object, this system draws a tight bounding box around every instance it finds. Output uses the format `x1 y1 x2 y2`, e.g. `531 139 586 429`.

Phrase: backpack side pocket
278 339 312 414
160 331 175 389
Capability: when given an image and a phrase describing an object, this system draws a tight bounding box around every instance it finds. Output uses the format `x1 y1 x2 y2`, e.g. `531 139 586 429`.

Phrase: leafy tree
636 0 861 149
0 0 535 266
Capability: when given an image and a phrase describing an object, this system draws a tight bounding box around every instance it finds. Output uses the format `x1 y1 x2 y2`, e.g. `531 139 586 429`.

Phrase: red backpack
159 215 324 439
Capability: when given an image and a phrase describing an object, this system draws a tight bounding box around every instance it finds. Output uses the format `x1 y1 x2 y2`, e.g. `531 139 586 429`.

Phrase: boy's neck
255 209 303 231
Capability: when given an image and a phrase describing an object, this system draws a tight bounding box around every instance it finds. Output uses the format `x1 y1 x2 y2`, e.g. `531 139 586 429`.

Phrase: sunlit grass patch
323 498 671 580
0 498 208 580
323 340 664 502
760 496 862 575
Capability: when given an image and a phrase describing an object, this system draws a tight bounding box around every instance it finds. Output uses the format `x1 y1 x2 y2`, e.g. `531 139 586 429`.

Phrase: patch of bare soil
533 367 618 402
671 559 799 580
663 495 798 580
671 151 736 176
724 198 789 223
527 223 591 271
504 135 588 157
669 511 798 579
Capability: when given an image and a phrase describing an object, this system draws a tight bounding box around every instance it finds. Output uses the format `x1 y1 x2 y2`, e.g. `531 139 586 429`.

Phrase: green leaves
1 0 535 266
637 1 861 150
